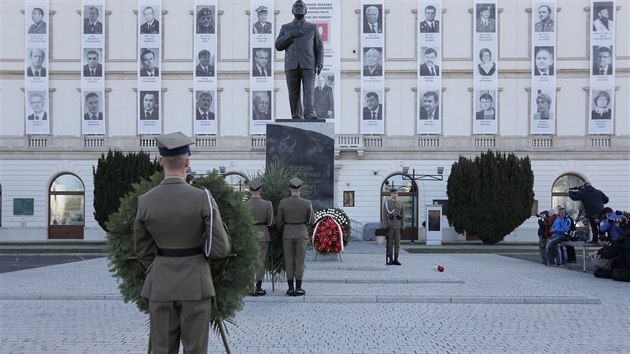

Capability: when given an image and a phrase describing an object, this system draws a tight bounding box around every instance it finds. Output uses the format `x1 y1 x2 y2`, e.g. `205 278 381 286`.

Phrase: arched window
49 174 85 239
381 174 419 240
551 174 586 227
224 172 248 193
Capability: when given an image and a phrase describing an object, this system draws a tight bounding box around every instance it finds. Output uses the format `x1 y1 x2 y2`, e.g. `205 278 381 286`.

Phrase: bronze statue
275 0 324 119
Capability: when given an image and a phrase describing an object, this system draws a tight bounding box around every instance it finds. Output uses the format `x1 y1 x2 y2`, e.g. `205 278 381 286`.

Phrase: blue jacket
551 216 571 237
600 213 624 240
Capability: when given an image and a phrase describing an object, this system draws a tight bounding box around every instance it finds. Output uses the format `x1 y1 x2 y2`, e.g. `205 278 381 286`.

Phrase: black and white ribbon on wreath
203 188 214 257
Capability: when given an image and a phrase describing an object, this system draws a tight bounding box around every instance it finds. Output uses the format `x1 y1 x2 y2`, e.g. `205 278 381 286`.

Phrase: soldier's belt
253 222 267 225
157 247 202 257
285 222 305 225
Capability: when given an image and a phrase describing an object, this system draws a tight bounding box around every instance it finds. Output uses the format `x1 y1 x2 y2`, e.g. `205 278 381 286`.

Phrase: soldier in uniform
252 6 272 34
382 188 404 265
134 131 231 353
276 177 315 296
244 178 274 296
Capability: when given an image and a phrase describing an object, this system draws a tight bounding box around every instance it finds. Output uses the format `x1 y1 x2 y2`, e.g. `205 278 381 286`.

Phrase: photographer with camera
537 210 553 264
569 182 609 244
590 234 626 279
599 207 625 241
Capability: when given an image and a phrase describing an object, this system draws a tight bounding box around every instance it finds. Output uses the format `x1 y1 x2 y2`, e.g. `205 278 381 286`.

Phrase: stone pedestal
266 121 334 210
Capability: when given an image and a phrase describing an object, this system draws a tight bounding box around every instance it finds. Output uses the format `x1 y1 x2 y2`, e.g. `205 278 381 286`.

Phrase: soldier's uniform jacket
134 176 231 301
382 199 404 229
244 196 274 241
83 20 103 34
276 196 314 239
140 20 160 34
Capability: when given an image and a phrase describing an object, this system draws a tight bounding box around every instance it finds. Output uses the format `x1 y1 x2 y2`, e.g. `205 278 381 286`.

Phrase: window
49 174 85 239
551 174 585 227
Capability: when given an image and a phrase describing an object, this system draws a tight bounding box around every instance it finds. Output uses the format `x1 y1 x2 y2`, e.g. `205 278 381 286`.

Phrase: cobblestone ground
1 244 628 353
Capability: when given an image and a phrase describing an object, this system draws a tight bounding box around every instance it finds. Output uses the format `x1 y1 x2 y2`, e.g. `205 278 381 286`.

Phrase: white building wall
0 0 628 241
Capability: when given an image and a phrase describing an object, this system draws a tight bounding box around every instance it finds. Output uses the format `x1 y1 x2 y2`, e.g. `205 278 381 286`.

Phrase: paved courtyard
1 242 628 353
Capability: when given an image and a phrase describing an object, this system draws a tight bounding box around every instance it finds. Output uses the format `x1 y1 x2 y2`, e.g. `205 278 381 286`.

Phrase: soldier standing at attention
244 178 274 296
134 131 231 353
276 177 315 296
382 188 404 265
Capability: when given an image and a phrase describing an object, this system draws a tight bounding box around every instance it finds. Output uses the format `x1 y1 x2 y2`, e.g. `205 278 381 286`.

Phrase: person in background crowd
591 235 626 279
546 207 571 266
600 207 624 241
569 182 609 243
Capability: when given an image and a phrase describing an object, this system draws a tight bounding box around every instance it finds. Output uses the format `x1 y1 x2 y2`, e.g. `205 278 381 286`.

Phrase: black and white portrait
419 91 439 120
252 91 271 120
363 4 383 34
475 91 496 120
83 5 103 34
140 91 159 120
140 6 160 34
83 49 103 77
313 73 334 119
28 7 47 34
592 2 614 32
195 49 215 77
592 46 613 76
476 3 496 33
532 91 553 120
83 92 103 120
252 5 272 34
534 3 554 32
419 47 439 76
196 6 215 34
363 47 383 77
27 91 48 121
419 4 439 33
252 48 272 77
26 48 47 77
362 91 383 120
195 91 215 120
591 90 612 120
533 46 554 76
139 48 160 77
477 48 496 76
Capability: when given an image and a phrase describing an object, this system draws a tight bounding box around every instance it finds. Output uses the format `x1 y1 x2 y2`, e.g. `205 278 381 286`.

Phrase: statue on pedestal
275 0 324 119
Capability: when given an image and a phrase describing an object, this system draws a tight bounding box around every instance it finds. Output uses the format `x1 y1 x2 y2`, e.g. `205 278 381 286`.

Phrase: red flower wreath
312 215 348 254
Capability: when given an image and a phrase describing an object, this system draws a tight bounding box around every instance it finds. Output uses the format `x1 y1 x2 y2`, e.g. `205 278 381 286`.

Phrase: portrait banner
138 0 162 135
530 0 556 135
194 0 218 135
360 0 385 134
249 1 275 135
306 1 341 132
472 0 498 135
417 1 442 135
81 0 106 135
25 0 50 135
589 0 615 134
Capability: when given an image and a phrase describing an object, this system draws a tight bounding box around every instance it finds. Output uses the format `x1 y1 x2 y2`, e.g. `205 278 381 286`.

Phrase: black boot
254 280 266 296
386 255 393 265
286 279 294 296
393 252 401 265
294 279 305 296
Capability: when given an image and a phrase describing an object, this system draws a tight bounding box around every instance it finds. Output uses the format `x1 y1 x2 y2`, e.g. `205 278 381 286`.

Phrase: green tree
446 150 534 244
92 149 160 232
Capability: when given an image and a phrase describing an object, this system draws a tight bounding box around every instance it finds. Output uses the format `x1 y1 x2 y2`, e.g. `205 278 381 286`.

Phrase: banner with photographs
250 1 274 135
417 0 442 135
25 0 50 135
530 0 556 135
360 0 385 134
472 0 498 135
81 0 106 135
306 0 341 133
138 1 162 135
194 0 218 135
589 0 615 134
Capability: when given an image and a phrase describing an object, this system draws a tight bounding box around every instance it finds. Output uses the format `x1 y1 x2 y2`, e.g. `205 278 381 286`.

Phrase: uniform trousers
149 298 211 354
256 240 270 281
387 228 401 254
283 238 306 280
285 68 315 117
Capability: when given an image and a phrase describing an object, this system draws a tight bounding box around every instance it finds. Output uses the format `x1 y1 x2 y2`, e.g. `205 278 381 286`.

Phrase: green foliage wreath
106 171 259 329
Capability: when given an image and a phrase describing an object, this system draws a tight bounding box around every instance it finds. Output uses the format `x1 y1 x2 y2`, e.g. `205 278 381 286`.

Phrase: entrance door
381 174 418 241
49 174 85 239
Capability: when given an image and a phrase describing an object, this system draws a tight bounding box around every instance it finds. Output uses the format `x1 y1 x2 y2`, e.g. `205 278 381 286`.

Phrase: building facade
0 0 628 242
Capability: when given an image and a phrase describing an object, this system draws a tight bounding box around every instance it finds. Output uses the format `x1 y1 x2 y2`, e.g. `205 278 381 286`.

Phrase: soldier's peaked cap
390 188 398 193
249 178 263 191
289 177 303 188
198 7 212 17
481 4 492 11
155 132 194 157
255 6 268 14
